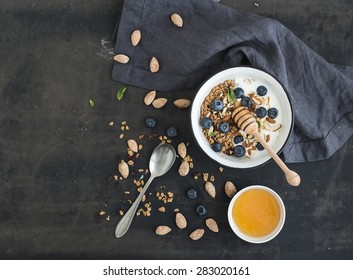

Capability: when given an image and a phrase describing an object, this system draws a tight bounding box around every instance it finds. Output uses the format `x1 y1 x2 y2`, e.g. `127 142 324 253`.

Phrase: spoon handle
115 175 155 238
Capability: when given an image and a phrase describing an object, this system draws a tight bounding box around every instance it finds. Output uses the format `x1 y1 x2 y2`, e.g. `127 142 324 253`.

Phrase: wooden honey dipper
232 106 300 186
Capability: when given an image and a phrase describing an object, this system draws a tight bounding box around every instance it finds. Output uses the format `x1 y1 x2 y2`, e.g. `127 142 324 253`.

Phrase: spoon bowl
115 144 176 238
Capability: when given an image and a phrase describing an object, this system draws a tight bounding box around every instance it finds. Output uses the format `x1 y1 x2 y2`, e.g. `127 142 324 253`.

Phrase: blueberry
145 117 156 128
255 107 267 118
240 96 252 107
218 122 230 134
257 85 268 96
268 108 278 119
211 99 224 111
212 142 222 152
196 205 207 216
166 126 178 137
256 142 264 151
234 145 246 157
233 135 244 144
187 188 197 199
234 87 244 98
201 117 212 129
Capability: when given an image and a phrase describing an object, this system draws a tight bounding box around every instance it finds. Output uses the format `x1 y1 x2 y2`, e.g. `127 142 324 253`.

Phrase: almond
131 29 141 46
205 182 216 198
175 213 187 229
224 181 237 198
205 218 219 233
144 90 156 105
177 142 187 159
189 229 204 240
178 160 189 176
150 56 160 73
127 139 138 153
155 225 172 236
171 13 183 27
174 99 190 109
152 98 167 109
118 160 129 178
113 54 129 64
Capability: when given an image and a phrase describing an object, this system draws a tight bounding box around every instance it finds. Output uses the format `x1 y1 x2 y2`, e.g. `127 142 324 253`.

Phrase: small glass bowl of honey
227 185 285 243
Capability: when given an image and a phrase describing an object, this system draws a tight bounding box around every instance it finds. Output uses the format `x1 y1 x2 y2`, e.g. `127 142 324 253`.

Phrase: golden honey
232 189 280 237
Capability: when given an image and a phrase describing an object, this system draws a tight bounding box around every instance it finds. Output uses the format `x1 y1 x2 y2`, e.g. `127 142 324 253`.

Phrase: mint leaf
227 87 235 104
89 99 95 107
117 86 127 101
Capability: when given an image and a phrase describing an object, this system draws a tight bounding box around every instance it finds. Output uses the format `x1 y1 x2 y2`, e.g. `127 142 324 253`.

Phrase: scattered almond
224 181 237 198
127 139 138 153
205 218 219 233
178 160 190 176
152 98 167 108
150 56 160 73
175 213 187 229
144 90 156 105
189 229 204 240
177 142 187 159
205 182 216 198
174 99 190 109
113 54 129 64
131 29 141 46
155 225 172 236
171 13 183 27
118 160 129 179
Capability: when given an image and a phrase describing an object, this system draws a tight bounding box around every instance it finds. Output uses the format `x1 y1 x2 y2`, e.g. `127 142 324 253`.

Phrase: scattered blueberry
256 107 267 118
234 145 246 157
257 85 268 96
201 117 213 129
233 135 244 144
218 122 230 134
256 142 264 151
211 99 224 111
187 188 198 199
240 96 252 107
166 126 178 137
196 204 207 216
145 117 156 128
234 87 244 98
268 108 278 119
212 142 222 152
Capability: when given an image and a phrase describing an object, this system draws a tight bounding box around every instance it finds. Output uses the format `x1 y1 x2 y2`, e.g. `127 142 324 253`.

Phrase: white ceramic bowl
227 185 285 243
191 67 293 168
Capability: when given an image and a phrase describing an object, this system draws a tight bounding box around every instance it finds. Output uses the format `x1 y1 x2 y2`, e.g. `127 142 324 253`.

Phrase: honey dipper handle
253 131 301 186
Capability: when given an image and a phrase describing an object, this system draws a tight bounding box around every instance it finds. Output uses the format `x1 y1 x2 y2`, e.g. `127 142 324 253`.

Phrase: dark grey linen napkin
112 0 353 163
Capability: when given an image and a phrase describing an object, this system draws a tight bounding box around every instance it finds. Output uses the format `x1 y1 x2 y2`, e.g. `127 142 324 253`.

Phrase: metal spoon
115 143 176 238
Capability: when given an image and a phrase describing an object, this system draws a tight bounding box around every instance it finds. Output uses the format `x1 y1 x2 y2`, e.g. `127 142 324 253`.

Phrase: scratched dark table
0 0 352 259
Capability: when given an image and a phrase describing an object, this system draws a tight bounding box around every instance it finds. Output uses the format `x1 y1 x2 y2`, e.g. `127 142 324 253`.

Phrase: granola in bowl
191 67 293 169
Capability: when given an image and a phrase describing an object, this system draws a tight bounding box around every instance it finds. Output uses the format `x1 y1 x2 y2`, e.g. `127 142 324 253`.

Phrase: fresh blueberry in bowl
240 96 252 107
256 142 264 151
233 135 244 144
257 85 268 96
166 127 178 137
196 204 207 216
187 188 198 199
201 117 212 129
256 107 267 118
218 122 230 133
212 142 222 152
234 145 246 157
234 87 244 98
145 117 156 128
268 108 278 119
211 99 224 111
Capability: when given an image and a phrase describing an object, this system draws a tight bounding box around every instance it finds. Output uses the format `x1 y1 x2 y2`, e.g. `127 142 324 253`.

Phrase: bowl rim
227 185 286 244
190 66 294 169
